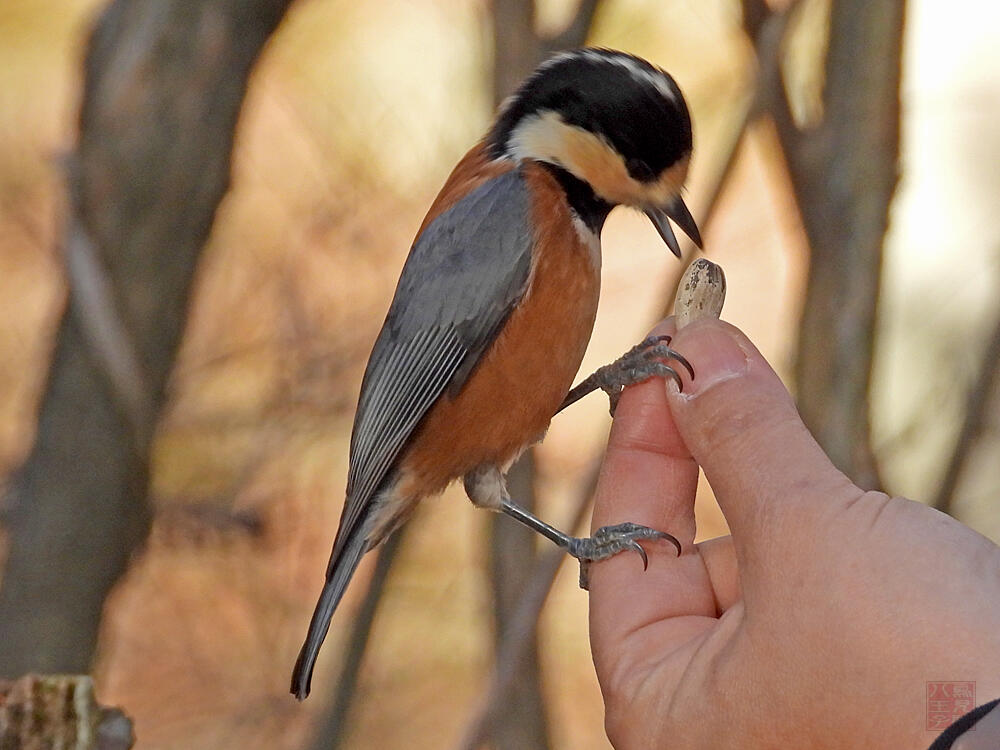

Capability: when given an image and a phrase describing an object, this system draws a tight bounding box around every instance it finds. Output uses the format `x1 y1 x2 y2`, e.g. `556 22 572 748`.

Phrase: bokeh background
1 0 998 748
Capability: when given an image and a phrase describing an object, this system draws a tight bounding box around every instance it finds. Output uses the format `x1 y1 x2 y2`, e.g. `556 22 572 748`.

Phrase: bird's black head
488 49 701 252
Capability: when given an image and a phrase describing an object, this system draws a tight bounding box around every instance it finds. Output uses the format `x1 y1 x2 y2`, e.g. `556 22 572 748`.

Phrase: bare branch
741 0 770 40
545 0 602 52
933 305 1000 514
477 2 611 746
658 3 800 319
758 0 905 491
307 529 408 750
454 451 602 750
0 0 294 677
63 212 153 450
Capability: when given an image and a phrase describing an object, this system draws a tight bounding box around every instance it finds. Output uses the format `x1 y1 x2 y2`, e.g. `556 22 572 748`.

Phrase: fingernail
666 319 750 399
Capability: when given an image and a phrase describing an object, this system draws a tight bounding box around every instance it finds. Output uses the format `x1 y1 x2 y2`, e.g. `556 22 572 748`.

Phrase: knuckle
599 661 655 749
603 698 632 748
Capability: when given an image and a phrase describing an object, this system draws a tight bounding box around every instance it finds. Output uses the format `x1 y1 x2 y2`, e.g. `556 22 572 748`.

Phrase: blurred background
0 0 998 748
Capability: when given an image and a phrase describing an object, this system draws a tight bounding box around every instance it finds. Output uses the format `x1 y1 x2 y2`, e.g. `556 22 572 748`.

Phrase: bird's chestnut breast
396 162 601 498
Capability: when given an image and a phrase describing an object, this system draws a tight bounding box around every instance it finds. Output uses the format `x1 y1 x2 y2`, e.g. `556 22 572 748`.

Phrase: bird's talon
607 389 622 417
568 521 677 587
658 531 683 556
642 344 695 380
628 539 649 570
638 334 672 349
590 339 694 414
669 350 695 380
663 365 683 392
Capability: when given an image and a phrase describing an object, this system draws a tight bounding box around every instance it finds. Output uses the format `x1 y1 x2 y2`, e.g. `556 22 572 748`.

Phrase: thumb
666 318 856 552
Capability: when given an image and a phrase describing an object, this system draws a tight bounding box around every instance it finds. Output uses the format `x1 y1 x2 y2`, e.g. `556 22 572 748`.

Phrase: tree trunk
770 0 906 490
0 0 293 676
487 5 550 748
485 1 600 747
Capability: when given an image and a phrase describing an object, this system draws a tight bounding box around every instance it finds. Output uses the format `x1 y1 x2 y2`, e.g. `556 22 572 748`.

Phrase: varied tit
292 47 702 699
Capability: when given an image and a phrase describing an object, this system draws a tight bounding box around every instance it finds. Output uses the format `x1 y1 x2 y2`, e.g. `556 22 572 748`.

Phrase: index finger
588 321 718 670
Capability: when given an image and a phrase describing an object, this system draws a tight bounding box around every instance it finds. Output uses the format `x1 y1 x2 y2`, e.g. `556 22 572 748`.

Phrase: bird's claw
595 336 694 416
626 539 649 570
569 522 682 589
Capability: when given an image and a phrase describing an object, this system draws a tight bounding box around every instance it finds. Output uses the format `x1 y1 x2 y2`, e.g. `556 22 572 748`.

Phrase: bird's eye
625 157 656 182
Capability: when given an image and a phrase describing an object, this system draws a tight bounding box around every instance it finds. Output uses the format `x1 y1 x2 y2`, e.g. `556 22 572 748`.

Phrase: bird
292 47 702 700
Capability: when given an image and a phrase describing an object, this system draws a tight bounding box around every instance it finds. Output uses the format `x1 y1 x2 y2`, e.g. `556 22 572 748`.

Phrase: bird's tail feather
290 528 367 700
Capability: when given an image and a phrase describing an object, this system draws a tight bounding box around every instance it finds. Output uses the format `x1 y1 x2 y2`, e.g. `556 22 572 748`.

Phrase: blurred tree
485 5 552 749
751 0 906 490
487 4 600 749
0 0 293 676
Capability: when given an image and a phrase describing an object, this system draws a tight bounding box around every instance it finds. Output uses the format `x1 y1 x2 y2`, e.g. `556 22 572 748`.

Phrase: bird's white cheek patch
510 111 691 210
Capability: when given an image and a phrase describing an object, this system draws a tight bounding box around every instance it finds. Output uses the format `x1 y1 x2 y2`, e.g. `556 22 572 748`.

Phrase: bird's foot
497 500 680 589
591 335 694 416
568 522 682 590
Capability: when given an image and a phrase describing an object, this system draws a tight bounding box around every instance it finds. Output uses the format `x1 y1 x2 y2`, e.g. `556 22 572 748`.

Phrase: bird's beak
644 196 702 258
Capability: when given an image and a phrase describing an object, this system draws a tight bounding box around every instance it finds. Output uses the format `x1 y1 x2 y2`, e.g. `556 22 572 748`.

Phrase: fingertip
646 316 678 341
662 318 850 538
666 318 753 399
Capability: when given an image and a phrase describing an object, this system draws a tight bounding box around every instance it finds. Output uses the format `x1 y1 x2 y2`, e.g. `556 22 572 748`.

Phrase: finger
590 320 718 670
665 318 856 558
590 319 695 541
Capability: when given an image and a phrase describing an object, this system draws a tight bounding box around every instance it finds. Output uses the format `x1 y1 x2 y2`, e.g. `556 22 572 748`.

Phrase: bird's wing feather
332 167 534 565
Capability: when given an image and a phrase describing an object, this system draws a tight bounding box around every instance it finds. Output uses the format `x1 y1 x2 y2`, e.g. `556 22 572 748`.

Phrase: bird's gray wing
334 167 534 562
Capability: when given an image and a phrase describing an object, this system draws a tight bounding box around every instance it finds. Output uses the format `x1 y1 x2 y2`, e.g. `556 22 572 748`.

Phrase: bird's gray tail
290 528 367 700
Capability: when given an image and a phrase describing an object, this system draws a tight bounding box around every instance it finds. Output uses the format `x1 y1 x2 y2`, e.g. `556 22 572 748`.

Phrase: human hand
589 317 1000 749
